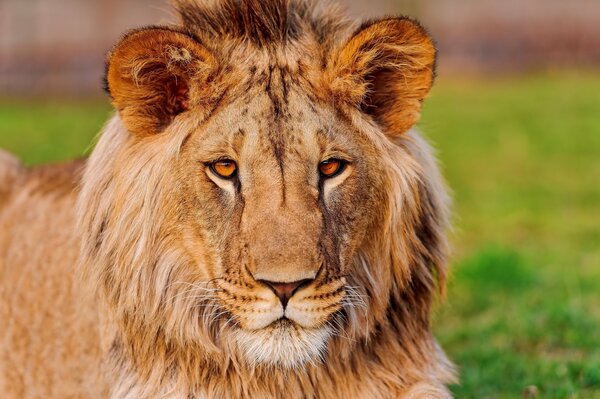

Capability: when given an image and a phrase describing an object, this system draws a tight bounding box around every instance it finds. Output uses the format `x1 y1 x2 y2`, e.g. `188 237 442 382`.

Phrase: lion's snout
259 279 311 308
242 214 322 284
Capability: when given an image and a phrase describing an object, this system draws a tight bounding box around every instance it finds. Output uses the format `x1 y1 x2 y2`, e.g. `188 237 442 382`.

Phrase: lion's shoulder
0 153 86 211
0 150 24 207
26 159 86 192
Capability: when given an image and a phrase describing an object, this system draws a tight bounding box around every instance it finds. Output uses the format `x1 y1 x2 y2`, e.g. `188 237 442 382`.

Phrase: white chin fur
233 321 333 369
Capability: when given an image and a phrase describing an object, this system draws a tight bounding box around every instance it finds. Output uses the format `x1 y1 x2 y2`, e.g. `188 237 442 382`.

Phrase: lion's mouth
235 312 328 333
211 278 349 368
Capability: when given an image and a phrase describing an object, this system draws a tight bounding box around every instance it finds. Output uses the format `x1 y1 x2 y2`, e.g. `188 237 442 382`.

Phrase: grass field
1 73 599 398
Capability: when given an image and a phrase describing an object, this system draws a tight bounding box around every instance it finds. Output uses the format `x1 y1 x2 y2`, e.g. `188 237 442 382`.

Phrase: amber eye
319 159 347 178
210 160 238 179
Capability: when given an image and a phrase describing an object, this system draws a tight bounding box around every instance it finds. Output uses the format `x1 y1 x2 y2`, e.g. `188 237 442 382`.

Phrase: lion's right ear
105 27 217 136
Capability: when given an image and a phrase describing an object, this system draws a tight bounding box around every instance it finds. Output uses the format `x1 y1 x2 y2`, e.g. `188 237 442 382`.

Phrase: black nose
261 279 311 308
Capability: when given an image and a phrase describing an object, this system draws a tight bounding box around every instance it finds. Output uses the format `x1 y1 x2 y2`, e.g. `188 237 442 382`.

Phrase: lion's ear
327 18 436 136
106 27 217 136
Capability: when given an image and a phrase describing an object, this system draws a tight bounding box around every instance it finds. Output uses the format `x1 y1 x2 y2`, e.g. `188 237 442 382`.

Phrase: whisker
170 289 219 302
325 318 356 344
167 281 222 302
218 315 238 336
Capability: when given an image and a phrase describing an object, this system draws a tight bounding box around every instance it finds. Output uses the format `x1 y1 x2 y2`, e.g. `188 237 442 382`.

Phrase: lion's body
0 160 106 398
0 1 457 398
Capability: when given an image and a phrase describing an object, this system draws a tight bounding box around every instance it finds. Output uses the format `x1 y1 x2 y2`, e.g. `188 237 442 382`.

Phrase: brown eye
210 160 238 179
319 159 346 178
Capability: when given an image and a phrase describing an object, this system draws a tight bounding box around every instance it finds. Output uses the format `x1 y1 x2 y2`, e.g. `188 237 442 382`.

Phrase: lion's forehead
202 83 337 162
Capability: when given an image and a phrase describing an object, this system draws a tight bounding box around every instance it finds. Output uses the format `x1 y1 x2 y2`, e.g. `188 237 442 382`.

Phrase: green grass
421 73 600 398
0 100 112 165
1 73 599 397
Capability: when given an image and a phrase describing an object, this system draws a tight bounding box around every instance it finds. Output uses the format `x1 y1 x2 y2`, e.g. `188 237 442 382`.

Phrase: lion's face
80 10 442 374
175 86 381 367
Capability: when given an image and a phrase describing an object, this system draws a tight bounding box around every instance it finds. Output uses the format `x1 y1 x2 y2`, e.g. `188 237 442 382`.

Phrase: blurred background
2 0 600 95
1 0 598 397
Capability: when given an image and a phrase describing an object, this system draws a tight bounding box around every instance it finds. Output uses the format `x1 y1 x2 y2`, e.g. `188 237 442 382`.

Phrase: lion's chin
232 319 333 369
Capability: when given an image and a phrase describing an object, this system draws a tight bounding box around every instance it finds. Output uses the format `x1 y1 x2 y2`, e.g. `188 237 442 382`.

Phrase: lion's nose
261 279 311 308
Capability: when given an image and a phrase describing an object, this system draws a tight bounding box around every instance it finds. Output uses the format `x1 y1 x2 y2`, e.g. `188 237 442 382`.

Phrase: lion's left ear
106 27 217 136
326 18 436 136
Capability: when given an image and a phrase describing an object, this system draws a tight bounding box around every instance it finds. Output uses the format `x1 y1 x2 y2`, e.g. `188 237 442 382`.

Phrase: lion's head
78 0 451 391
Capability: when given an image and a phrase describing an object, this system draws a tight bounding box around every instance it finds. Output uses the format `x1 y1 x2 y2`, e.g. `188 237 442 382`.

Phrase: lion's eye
210 160 238 179
319 159 346 178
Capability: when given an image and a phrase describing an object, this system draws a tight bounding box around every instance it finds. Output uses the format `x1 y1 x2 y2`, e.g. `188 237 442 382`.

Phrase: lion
0 0 457 397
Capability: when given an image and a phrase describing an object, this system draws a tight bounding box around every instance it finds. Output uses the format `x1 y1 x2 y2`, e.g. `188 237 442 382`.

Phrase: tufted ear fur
327 17 436 136
105 27 217 136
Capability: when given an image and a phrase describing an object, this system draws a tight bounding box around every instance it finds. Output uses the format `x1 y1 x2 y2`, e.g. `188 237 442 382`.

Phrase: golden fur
0 1 456 397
